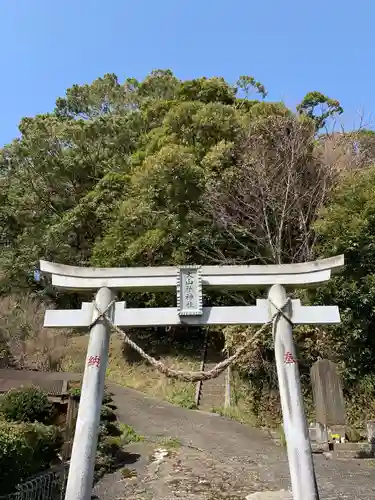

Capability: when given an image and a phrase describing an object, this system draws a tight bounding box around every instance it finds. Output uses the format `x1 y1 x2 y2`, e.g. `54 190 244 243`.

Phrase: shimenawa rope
90 298 291 382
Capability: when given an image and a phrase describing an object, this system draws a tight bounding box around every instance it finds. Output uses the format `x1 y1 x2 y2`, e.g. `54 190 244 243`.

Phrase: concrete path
107 383 375 500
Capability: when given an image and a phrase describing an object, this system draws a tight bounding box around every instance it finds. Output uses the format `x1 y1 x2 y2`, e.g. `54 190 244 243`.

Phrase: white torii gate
40 255 344 500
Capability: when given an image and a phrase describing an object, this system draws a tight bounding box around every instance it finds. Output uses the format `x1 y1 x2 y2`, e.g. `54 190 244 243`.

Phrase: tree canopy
0 70 344 287
2 69 375 419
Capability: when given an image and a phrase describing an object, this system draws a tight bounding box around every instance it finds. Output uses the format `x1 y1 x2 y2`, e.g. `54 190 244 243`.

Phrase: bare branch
203 115 358 265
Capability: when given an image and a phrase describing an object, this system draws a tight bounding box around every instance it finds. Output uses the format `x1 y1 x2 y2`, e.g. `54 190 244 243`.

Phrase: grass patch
166 384 197 409
211 405 257 426
120 467 137 479
119 423 144 444
155 436 182 450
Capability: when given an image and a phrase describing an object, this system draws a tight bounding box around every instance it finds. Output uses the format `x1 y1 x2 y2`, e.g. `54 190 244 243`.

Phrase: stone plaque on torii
40 255 344 500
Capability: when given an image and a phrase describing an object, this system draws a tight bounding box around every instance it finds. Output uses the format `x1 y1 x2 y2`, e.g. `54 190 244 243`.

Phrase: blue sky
0 0 374 146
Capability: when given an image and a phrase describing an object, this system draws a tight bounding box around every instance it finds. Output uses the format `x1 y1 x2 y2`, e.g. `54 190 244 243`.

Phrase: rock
246 490 292 500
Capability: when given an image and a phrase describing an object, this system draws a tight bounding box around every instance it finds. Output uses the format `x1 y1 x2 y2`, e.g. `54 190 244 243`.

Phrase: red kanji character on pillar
88 355 101 368
284 351 296 364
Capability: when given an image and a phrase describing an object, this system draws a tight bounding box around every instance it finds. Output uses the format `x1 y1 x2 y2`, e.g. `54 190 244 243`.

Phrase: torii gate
40 255 344 500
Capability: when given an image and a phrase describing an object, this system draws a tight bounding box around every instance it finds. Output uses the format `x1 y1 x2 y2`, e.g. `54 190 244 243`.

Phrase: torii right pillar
269 284 320 500
40 255 344 500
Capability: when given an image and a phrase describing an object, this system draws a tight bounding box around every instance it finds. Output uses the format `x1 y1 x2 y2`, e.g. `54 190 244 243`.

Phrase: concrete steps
198 361 226 411
196 340 227 411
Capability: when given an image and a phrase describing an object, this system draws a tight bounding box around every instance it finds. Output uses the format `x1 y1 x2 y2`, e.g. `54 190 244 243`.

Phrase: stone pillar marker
366 420 375 454
310 359 346 445
40 255 344 500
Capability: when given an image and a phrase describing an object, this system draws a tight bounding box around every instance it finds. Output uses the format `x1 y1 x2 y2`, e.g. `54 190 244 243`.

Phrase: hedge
0 421 63 495
0 386 54 424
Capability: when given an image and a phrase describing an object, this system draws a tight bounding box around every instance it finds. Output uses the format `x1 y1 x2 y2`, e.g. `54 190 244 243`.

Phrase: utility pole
64 287 115 500
269 284 319 500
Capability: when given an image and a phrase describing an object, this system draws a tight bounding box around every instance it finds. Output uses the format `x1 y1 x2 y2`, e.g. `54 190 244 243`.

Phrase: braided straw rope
91 299 290 382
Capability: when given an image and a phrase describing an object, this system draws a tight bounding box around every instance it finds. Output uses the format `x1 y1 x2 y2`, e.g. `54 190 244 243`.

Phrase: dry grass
0 295 70 371
211 405 257 426
61 334 199 408
0 294 252 417
0 293 199 409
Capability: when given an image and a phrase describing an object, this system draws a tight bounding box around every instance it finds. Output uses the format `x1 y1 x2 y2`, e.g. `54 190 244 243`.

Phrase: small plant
120 467 137 479
278 424 287 447
98 435 122 456
102 389 114 405
100 405 117 422
119 423 144 444
155 436 181 450
0 387 54 424
94 451 114 481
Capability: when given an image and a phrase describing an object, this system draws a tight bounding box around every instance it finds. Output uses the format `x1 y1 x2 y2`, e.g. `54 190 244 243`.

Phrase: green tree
236 75 267 99
3 68 373 424
297 91 343 130
313 166 375 386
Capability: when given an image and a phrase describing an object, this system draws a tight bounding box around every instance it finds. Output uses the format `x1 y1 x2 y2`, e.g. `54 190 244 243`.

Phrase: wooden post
63 395 79 461
195 331 208 407
224 364 231 409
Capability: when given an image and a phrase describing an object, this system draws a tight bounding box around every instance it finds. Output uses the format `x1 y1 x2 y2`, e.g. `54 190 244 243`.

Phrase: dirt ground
93 437 375 500
90 383 375 500
93 440 283 500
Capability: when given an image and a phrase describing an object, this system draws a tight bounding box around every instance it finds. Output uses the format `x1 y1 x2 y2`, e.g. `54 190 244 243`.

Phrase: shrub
68 385 81 399
0 387 54 424
98 435 122 456
102 389 114 405
69 384 114 406
26 422 63 468
0 422 63 495
0 422 34 494
100 405 117 422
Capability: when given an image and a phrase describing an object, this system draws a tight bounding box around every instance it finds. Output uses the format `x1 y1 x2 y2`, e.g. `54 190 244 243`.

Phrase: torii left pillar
64 287 115 500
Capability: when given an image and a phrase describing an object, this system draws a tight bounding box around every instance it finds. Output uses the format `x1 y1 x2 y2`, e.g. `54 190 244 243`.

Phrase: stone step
198 363 226 410
310 441 374 459
333 442 374 458
333 441 372 450
273 430 374 459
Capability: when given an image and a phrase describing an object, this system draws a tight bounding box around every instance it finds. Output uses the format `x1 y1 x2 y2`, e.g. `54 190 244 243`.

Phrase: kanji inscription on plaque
177 266 203 316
